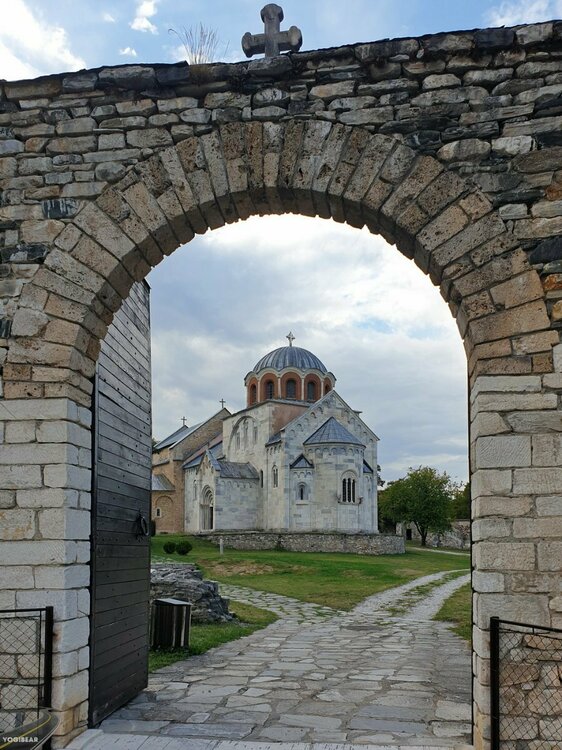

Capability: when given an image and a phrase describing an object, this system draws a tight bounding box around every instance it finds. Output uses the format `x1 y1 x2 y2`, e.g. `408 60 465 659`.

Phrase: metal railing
0 607 53 739
490 616 562 750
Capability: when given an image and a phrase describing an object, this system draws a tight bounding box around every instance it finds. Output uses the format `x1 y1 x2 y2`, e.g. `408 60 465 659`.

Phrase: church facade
181 337 379 534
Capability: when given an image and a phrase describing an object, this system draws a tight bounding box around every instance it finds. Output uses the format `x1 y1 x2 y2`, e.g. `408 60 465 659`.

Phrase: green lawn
149 599 277 672
433 582 472 642
151 534 470 611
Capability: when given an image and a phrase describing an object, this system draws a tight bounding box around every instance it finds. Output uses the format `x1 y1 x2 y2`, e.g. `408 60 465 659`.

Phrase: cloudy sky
2 1 560 482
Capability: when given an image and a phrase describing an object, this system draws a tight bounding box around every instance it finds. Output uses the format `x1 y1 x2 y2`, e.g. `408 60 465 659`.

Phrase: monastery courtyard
70 569 471 750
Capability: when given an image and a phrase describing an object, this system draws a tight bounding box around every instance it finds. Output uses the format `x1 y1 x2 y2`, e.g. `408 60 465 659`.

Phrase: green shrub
176 541 192 555
163 541 177 554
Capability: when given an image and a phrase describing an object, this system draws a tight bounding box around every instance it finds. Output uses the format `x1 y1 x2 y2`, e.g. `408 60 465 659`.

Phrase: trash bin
150 598 192 649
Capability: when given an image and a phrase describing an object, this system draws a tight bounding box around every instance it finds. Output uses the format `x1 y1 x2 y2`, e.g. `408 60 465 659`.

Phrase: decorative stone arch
304 373 321 401
200 486 214 531
0 20 560 749
280 370 301 400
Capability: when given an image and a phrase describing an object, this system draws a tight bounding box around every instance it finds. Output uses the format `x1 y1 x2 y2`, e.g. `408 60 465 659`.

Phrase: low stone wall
200 531 404 555
151 563 233 623
402 521 471 550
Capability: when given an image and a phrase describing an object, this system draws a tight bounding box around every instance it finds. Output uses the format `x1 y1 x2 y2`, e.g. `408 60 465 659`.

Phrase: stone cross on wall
242 4 303 58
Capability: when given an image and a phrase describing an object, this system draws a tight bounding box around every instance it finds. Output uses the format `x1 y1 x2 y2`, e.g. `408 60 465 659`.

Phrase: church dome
253 345 327 375
245 333 336 407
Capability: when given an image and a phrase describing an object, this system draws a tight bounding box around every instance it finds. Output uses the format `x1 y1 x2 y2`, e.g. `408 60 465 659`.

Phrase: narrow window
243 421 248 447
272 466 278 488
236 431 241 449
250 384 257 404
253 424 258 443
260 470 264 488
265 380 274 399
156 507 162 518
299 484 305 501
307 381 316 401
286 378 296 399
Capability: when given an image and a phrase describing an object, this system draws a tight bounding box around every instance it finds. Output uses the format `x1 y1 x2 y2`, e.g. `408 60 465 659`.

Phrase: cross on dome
286 331 295 347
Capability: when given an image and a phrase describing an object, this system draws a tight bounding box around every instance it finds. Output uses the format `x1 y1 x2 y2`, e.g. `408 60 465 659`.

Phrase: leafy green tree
451 482 471 520
378 466 453 546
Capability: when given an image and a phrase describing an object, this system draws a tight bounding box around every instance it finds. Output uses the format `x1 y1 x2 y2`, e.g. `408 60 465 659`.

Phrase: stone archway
1 19 561 748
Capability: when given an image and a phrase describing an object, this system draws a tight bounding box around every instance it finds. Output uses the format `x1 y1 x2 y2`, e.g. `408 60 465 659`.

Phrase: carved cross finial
220 398 226 408
242 4 302 58
181 416 187 427
286 331 295 347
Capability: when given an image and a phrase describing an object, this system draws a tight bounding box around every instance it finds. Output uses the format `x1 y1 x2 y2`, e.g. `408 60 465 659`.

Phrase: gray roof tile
303 416 364 447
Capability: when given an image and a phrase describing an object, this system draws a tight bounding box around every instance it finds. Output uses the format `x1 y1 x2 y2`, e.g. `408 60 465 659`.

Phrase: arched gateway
0 19 561 748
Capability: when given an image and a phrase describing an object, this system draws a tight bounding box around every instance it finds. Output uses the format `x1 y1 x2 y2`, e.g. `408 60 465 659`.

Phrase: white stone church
180 335 380 534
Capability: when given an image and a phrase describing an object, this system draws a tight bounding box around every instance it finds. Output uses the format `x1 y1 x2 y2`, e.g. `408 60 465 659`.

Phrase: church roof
151 474 175 491
183 439 223 469
303 417 365 447
363 459 374 474
290 454 314 469
265 432 282 446
218 461 259 480
253 345 327 374
153 422 202 452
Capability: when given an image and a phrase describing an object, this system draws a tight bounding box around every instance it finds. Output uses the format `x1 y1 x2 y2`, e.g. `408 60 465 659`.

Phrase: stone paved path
220 585 340 622
71 571 472 749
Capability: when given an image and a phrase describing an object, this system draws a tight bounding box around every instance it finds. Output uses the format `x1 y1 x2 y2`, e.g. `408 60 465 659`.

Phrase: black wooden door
89 281 152 726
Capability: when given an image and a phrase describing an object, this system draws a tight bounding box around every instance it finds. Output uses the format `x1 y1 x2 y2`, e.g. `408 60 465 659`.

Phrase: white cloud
102 11 116 23
0 0 85 80
131 0 158 34
119 46 138 57
485 0 562 25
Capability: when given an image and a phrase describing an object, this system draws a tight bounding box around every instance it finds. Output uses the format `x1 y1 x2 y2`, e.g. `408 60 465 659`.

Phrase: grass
148 599 277 672
433 581 472 642
151 534 471 611
384 570 467 617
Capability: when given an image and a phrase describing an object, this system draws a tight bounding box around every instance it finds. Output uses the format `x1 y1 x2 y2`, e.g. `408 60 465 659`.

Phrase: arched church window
286 379 296 399
307 381 316 401
325 383 331 394
298 483 307 501
341 473 357 503
265 380 274 399
200 488 214 531
272 465 278 488
156 507 162 518
250 384 257 404
260 470 264 488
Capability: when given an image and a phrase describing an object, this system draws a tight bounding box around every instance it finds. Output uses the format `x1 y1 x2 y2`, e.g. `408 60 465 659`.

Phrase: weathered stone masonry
0 20 561 748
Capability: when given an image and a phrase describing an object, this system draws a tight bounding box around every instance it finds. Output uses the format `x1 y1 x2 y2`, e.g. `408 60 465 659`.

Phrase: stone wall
403 520 471 549
0 19 561 748
200 530 405 555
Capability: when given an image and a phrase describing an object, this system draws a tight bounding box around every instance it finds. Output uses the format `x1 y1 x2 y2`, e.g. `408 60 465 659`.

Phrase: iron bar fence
490 616 562 750
0 607 53 743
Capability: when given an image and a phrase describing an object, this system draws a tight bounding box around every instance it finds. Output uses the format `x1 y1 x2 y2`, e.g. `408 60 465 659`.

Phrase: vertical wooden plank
89 281 152 726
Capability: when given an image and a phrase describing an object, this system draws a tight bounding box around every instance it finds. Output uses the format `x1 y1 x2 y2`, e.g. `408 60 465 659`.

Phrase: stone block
475 541 535 570
476 593 549 629
17 589 77 620
51 668 89 710
513 516 562 539
513 468 562 495
536 496 562 516
0 540 76 566
0 509 35 540
475 435 531 469
53 617 90 653
472 571 505 593
39 508 90 540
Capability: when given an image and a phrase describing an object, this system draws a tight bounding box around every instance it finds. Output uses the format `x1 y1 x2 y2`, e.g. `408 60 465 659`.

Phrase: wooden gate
89 281 152 726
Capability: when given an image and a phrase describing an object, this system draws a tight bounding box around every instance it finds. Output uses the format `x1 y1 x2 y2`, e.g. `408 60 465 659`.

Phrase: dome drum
245 337 336 406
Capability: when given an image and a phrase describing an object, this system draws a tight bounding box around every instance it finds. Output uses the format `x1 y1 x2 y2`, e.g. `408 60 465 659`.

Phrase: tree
451 482 470 520
378 466 453 546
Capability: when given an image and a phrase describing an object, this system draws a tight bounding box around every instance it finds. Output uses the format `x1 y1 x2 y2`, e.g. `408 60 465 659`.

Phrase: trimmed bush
176 541 193 556
163 541 177 554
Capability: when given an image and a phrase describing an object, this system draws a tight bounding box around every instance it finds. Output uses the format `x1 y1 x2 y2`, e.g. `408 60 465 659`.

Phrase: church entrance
200 488 215 532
